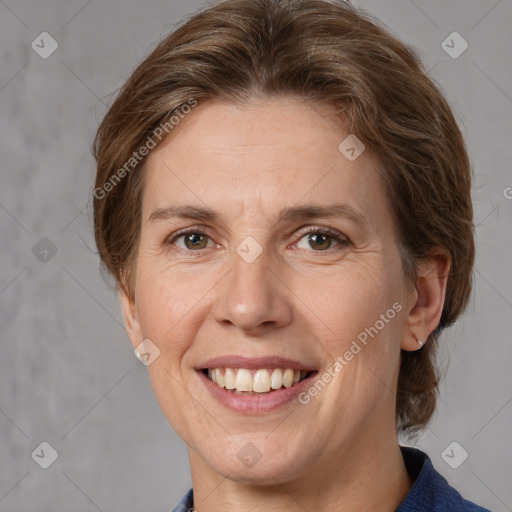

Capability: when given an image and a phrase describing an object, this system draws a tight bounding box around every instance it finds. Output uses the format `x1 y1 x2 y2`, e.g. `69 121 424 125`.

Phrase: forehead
142 97 389 228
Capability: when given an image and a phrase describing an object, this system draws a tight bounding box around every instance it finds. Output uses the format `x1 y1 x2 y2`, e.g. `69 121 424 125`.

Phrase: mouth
195 355 318 413
200 367 314 395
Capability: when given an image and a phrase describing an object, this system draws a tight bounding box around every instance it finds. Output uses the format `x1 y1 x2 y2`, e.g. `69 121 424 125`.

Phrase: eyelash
166 226 350 254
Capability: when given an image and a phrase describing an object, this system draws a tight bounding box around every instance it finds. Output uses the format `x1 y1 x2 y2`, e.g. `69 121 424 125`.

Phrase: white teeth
215 368 225 387
253 369 271 393
206 367 307 393
283 368 295 388
234 368 253 391
271 368 283 390
224 368 236 389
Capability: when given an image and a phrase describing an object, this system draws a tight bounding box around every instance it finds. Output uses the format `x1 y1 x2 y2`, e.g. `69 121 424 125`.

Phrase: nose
212 246 293 335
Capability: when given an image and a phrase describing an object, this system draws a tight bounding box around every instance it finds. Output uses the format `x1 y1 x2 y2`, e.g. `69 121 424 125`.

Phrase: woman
92 0 490 510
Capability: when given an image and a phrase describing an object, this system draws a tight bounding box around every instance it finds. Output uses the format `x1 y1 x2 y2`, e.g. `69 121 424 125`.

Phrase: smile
196 356 318 413
203 367 312 394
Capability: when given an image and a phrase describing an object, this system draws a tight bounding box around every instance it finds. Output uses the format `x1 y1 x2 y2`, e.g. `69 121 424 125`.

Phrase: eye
168 227 215 251
166 226 350 253
293 226 350 251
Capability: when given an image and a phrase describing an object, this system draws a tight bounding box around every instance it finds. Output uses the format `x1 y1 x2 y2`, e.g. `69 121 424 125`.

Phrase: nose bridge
213 239 292 333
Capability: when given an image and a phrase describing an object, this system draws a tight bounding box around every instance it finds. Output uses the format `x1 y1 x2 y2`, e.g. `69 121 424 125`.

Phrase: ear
119 286 143 350
401 247 451 351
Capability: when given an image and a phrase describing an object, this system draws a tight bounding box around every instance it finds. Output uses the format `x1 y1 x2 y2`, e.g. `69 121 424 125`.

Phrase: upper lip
197 355 317 371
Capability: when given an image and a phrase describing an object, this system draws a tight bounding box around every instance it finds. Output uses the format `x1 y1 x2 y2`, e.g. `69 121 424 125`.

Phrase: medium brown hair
92 0 474 436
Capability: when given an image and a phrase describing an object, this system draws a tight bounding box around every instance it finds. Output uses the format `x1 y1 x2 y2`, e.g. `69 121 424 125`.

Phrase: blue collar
172 446 489 511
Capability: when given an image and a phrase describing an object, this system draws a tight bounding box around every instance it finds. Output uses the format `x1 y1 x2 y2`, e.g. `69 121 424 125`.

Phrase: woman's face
122 97 418 483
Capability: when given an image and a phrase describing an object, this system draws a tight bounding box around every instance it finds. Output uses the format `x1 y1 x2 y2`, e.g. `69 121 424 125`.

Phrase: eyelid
293 225 349 242
172 226 209 237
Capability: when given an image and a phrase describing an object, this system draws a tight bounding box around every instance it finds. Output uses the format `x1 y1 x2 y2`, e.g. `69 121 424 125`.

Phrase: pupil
311 233 329 249
187 233 205 248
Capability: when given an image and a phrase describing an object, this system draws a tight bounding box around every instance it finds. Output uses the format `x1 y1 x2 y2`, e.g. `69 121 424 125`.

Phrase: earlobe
401 247 451 352
119 287 143 350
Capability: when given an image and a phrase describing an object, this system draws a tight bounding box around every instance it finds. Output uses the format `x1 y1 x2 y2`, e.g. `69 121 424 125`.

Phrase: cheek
312 259 403 362
307 265 404 420
134 266 206 441
134 264 206 351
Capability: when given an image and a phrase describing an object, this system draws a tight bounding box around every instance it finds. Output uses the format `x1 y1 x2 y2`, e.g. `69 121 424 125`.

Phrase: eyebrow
148 203 368 227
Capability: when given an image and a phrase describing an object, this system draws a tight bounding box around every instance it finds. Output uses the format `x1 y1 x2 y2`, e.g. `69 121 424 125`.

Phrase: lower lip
197 370 317 413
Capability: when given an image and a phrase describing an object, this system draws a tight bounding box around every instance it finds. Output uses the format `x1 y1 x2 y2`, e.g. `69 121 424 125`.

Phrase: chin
202 437 311 485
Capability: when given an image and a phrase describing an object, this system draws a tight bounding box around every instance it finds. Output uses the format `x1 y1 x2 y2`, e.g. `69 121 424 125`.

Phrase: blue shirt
171 446 491 511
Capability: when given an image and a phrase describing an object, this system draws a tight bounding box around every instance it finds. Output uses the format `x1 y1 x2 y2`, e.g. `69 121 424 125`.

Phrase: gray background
0 0 511 511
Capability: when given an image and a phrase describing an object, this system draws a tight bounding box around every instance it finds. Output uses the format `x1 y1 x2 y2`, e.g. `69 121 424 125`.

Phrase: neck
188 428 413 511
